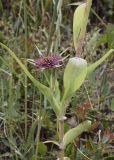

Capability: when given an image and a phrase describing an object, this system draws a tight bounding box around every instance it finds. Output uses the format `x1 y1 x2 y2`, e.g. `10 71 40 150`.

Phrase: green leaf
87 49 114 75
63 120 91 148
73 3 86 51
0 42 60 115
62 57 87 110
73 0 92 53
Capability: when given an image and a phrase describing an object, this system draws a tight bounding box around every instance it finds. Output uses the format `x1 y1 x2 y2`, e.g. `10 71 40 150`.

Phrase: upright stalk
35 93 42 159
8 58 13 111
47 0 59 55
58 117 64 160
24 0 28 139
54 0 63 54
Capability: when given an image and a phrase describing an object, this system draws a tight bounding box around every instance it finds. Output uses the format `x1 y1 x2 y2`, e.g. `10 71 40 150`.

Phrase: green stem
24 0 28 139
8 57 13 110
54 0 63 54
1 80 4 107
47 0 59 55
35 93 42 159
58 117 64 160
35 117 42 160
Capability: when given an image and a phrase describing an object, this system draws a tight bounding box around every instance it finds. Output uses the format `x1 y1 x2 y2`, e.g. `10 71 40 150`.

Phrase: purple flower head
35 55 62 69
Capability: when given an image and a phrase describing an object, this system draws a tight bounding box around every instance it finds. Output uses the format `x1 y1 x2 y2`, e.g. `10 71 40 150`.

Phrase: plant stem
58 117 64 160
35 93 42 159
54 0 63 54
47 0 59 55
35 117 42 160
8 57 13 110
24 0 28 139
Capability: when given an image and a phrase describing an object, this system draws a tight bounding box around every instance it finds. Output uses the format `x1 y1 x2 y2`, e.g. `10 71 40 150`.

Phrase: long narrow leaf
87 49 114 74
63 120 91 148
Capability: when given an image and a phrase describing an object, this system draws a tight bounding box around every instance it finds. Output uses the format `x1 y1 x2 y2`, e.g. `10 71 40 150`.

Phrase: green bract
63 57 87 102
73 0 92 54
73 3 86 51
